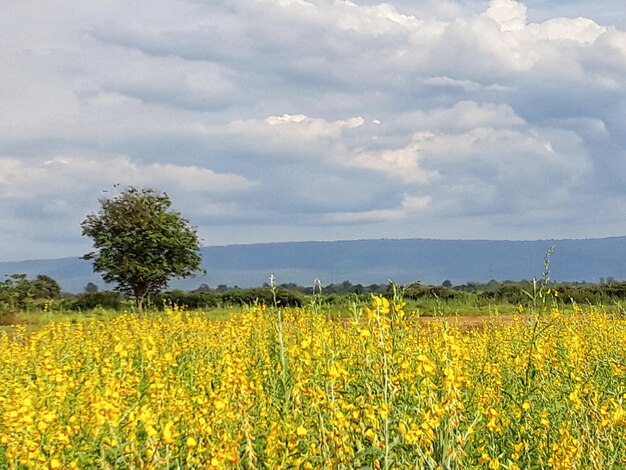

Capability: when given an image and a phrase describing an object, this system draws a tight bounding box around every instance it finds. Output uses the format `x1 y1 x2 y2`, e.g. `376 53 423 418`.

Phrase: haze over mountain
1 237 625 293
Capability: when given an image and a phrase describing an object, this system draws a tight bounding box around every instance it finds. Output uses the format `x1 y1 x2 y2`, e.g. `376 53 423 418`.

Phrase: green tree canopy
0 274 61 310
81 187 202 315
84 282 99 293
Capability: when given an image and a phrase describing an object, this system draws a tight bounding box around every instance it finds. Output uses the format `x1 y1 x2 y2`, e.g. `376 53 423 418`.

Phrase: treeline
60 288 307 311
147 279 626 309
0 275 308 311
4 274 626 312
403 280 626 305
194 281 388 296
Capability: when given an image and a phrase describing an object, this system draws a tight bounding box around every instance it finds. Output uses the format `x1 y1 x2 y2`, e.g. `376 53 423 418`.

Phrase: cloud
229 114 364 145
0 156 253 197
524 0 626 30
529 17 606 42
347 135 440 184
342 101 527 183
485 0 528 31
421 76 511 93
0 155 256 252
101 54 242 111
323 194 433 224
410 101 526 131
1 0 626 261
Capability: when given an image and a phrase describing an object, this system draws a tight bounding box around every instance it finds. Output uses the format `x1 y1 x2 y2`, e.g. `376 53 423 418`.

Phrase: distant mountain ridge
1 237 625 293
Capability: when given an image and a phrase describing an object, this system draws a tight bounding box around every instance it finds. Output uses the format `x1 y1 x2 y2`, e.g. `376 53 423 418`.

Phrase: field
1 296 626 468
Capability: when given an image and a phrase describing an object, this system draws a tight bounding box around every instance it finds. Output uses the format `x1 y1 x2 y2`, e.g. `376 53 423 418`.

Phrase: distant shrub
557 283 626 304
479 284 531 305
152 287 305 309
70 291 124 311
404 285 457 300
150 291 221 310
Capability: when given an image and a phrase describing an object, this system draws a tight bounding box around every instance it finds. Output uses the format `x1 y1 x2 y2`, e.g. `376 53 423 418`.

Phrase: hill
1 237 625 293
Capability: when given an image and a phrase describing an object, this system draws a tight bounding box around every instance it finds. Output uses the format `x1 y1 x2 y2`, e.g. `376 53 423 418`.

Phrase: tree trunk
134 283 149 318
136 296 144 318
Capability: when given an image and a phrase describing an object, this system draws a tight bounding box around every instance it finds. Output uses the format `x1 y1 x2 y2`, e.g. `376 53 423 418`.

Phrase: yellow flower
162 421 175 444
488 457 500 469
369 295 391 315
328 364 340 379
296 425 307 437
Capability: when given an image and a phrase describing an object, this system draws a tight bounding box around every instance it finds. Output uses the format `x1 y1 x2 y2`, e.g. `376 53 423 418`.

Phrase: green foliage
0 273 61 310
32 275 62 300
84 282 99 293
150 287 305 309
70 291 124 311
81 187 202 314
404 284 457 300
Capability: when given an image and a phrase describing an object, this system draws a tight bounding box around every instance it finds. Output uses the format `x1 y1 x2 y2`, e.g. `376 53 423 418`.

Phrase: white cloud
226 114 365 157
101 53 241 110
402 194 433 211
529 17 606 42
323 194 433 224
0 153 258 258
342 101 528 182
348 137 441 183
594 27 626 66
421 76 510 92
410 101 526 131
256 0 425 36
0 155 254 203
485 0 528 32
264 114 364 134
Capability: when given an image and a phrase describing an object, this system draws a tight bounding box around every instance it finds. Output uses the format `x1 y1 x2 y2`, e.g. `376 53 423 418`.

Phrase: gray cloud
1 0 625 261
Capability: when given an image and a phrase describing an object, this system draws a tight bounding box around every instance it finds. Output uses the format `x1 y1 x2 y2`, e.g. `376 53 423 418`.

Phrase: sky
1 0 625 261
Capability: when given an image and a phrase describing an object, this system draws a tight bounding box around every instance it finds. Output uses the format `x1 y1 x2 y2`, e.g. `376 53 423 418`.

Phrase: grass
0 304 238 328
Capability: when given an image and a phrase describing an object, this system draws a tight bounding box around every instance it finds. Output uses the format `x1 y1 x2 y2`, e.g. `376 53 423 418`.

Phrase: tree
0 274 32 309
0 274 61 309
84 282 99 293
81 187 202 316
32 275 62 300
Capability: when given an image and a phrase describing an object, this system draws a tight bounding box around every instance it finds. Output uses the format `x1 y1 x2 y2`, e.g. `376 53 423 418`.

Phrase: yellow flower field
1 299 626 468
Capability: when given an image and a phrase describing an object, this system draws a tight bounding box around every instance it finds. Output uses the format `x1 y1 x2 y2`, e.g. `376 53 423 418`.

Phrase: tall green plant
523 245 555 309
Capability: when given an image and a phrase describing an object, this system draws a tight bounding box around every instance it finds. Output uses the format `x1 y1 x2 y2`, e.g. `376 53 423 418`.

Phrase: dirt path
417 314 522 328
